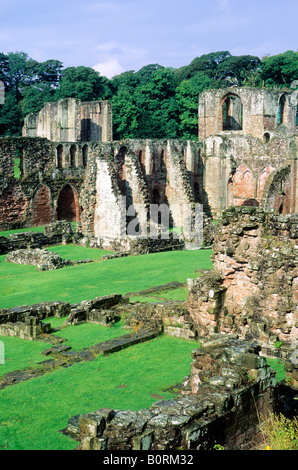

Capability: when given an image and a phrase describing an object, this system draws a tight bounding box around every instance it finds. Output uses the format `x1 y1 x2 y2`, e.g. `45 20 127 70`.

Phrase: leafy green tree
57 66 110 101
175 72 213 139
176 51 231 82
217 55 262 85
0 92 22 135
5 52 38 99
261 51 298 87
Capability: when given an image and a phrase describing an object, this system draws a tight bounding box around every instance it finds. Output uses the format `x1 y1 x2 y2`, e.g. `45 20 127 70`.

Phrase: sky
0 0 297 78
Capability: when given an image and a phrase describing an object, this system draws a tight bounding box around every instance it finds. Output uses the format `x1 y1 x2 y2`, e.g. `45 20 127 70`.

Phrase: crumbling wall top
0 81 4 105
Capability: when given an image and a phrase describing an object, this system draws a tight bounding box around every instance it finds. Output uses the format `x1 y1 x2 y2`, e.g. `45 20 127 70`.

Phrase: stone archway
57 184 80 222
32 184 52 226
261 165 292 214
257 165 275 200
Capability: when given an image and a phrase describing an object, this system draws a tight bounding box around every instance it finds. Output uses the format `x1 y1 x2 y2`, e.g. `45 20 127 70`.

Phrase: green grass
0 335 197 450
266 357 286 383
46 244 113 261
0 320 130 378
0 248 213 308
44 318 130 350
0 222 77 238
0 226 45 237
0 241 212 450
130 286 189 303
0 336 54 377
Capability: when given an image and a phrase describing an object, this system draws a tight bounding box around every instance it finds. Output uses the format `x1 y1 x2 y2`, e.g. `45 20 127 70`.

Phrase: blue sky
0 0 297 77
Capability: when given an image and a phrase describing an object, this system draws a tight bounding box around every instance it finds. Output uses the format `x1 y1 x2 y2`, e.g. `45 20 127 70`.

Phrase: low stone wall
6 248 74 271
0 316 51 340
0 221 79 255
83 232 185 255
62 334 277 450
65 294 124 326
0 294 124 327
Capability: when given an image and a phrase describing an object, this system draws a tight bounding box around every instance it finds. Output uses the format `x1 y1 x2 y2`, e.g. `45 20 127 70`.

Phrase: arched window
278 94 288 125
70 145 76 168
57 145 63 168
222 94 243 131
263 132 270 144
82 144 88 167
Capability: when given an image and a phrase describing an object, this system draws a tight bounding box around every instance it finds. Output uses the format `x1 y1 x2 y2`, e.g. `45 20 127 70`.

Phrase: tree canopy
0 49 297 139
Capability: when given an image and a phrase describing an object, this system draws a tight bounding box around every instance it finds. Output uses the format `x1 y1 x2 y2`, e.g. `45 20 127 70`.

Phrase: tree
261 51 298 87
176 51 231 82
35 60 63 89
57 66 110 101
176 73 213 139
0 92 22 135
217 55 262 85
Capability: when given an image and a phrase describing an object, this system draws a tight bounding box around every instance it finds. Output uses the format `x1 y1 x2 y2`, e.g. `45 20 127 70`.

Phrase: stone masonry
0 86 296 238
63 334 277 450
187 207 298 346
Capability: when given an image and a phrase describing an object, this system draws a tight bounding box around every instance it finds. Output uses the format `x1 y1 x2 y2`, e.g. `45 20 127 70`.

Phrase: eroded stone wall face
203 132 296 214
187 207 298 345
23 98 113 143
32 185 52 226
0 137 86 229
0 183 28 224
0 81 4 105
198 87 298 140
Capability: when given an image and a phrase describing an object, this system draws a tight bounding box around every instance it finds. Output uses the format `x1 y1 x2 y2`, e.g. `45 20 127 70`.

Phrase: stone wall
0 316 51 340
198 87 298 140
0 137 87 229
0 294 124 325
63 334 277 450
5 248 74 271
0 80 4 104
187 207 298 347
1 129 296 235
22 98 113 143
0 221 77 255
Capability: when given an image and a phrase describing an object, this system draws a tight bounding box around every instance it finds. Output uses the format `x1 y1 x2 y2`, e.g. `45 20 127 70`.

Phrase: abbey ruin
0 84 297 450
0 86 297 241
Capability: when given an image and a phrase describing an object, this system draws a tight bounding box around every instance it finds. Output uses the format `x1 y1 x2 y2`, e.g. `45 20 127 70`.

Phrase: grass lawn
0 335 197 450
0 243 212 449
0 248 213 308
129 286 189 303
46 244 113 261
0 319 130 378
0 226 45 237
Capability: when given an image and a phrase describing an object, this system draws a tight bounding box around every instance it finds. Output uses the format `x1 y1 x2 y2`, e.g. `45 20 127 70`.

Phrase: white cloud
93 58 125 78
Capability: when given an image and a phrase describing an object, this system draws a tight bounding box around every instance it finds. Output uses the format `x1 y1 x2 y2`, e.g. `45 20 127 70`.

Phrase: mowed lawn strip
0 335 197 450
0 248 213 308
